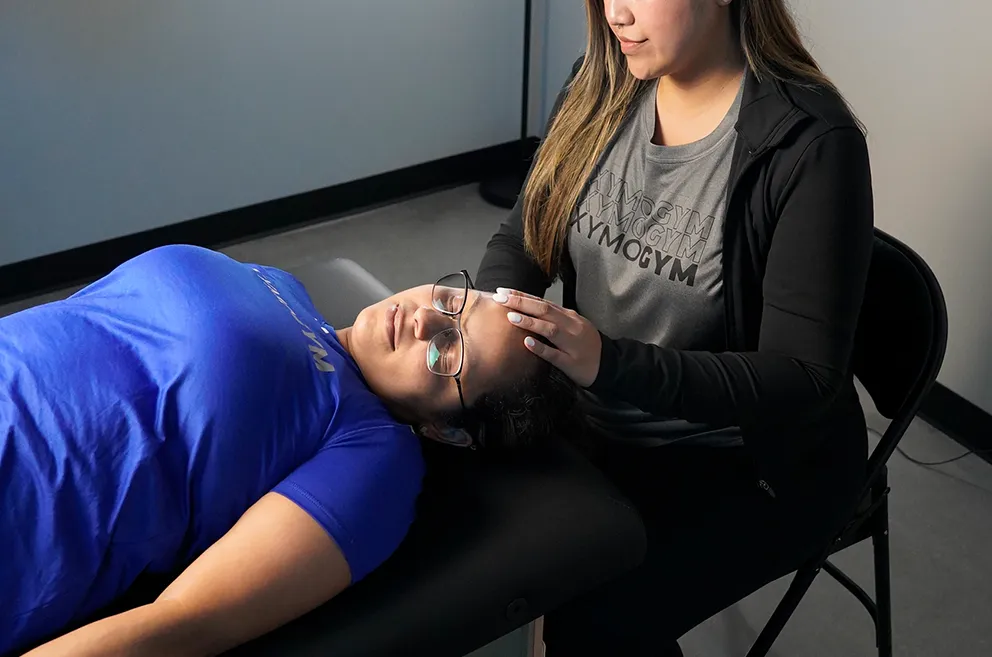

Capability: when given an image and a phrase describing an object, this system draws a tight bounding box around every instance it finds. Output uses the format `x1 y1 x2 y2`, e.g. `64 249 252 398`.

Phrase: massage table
104 259 648 657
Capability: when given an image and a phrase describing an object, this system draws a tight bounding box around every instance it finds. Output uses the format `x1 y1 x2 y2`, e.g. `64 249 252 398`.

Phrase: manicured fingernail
508 312 522 324
492 293 508 303
496 287 512 296
525 337 536 348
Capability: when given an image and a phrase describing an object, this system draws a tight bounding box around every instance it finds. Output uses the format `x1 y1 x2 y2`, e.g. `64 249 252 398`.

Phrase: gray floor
4 185 991 656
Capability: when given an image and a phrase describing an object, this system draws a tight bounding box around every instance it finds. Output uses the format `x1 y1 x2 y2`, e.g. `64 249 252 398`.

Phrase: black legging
543 431 867 657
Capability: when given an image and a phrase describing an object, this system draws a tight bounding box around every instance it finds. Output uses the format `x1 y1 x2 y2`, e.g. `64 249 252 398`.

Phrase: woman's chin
623 55 668 81
352 306 380 349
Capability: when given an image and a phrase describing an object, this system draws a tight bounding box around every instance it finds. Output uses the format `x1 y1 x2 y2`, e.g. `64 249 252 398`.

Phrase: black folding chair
745 229 949 657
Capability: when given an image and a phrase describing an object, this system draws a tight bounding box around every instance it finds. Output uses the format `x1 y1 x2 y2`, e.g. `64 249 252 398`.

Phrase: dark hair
450 361 586 451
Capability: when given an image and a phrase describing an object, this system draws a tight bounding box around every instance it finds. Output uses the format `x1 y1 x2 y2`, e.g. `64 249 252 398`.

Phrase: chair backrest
850 229 948 486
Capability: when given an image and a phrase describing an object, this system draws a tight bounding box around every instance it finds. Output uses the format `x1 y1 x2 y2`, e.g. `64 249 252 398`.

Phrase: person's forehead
464 291 499 328
461 292 528 396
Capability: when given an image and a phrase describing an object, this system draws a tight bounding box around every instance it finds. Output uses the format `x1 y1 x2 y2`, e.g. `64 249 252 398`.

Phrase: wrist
586 331 618 394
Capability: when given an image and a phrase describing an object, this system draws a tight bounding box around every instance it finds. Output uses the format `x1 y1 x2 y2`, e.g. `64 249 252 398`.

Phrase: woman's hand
492 288 602 388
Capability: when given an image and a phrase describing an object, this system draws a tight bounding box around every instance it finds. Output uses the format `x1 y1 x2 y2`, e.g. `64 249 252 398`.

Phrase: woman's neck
658 58 744 109
658 24 745 115
653 39 745 147
334 326 354 358
334 324 415 424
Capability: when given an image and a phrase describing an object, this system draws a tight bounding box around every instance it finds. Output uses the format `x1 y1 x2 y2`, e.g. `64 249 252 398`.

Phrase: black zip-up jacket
477 59 875 491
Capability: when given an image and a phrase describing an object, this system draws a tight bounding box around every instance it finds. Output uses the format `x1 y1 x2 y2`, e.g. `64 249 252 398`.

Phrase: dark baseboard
0 137 540 305
918 383 992 465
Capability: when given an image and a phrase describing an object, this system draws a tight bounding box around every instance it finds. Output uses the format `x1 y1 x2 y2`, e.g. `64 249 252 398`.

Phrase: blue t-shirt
0 245 425 655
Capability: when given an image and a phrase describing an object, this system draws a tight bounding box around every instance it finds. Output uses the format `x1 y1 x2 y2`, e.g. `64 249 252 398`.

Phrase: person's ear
417 422 475 448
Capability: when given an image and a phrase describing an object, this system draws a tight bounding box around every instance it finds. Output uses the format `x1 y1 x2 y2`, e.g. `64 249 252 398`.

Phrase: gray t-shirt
567 77 745 447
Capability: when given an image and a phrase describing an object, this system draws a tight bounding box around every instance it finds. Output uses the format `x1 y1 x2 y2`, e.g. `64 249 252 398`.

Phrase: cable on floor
867 427 992 467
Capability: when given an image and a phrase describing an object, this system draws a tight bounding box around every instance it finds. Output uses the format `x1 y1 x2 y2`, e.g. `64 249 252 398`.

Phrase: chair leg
873 495 893 657
745 565 821 657
823 560 878 625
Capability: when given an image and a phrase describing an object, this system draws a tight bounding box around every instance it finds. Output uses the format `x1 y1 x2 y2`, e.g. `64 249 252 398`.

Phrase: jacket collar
734 68 808 154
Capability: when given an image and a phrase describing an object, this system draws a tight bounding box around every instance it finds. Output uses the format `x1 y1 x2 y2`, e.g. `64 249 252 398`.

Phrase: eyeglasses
428 270 476 412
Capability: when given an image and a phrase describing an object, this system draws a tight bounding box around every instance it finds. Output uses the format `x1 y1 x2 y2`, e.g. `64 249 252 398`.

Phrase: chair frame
745 229 949 657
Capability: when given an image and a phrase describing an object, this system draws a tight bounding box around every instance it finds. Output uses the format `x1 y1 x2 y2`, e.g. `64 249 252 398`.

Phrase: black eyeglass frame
428 269 477 413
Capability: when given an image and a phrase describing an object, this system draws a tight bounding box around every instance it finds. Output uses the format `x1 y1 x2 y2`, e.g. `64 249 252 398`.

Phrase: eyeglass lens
427 272 469 377
427 329 463 376
431 272 470 315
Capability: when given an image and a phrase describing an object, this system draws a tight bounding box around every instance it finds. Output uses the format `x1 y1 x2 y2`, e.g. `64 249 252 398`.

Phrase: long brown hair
522 0 850 279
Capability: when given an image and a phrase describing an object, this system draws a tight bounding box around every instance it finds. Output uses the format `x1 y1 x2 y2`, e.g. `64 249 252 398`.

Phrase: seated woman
0 244 575 657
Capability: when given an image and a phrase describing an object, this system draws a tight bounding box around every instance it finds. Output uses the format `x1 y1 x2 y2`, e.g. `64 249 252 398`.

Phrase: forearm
476 219 551 295
591 335 845 429
24 600 215 657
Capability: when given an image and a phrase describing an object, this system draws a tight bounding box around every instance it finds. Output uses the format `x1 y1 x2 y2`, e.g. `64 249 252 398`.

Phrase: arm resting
25 493 350 657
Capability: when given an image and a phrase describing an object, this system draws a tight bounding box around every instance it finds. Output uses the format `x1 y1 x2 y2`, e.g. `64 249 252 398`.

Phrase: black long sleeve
474 195 552 296
590 127 875 429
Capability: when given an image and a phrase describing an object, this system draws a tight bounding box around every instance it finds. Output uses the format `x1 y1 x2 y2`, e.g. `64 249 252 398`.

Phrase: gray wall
0 0 527 266
539 0 587 132
789 0 992 413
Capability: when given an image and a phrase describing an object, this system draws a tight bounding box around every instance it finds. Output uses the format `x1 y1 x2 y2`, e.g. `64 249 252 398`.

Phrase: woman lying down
1 245 575 656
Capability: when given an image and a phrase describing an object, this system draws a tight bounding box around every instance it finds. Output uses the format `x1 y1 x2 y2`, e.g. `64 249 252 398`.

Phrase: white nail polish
493 293 508 303
508 312 522 324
